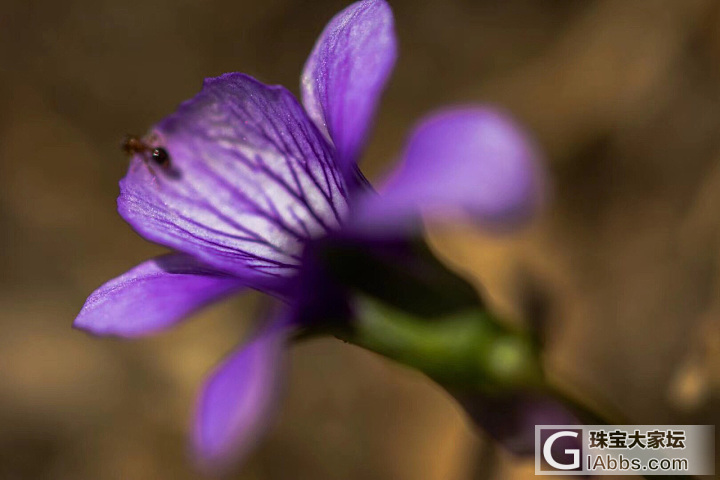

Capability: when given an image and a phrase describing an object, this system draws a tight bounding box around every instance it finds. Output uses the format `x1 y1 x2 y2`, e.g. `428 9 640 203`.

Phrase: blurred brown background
1 0 718 478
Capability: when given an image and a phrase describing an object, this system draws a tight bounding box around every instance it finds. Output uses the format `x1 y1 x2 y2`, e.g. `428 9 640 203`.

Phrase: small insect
122 134 172 172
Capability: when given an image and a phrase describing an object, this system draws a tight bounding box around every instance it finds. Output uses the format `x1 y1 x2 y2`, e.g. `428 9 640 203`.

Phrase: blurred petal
456 392 580 455
74 254 246 338
119 73 349 281
355 107 544 235
193 317 289 470
301 0 397 177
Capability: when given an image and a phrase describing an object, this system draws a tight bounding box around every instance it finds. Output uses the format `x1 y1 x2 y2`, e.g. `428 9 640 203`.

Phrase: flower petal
74 254 246 338
301 0 397 177
193 317 288 470
455 392 581 456
354 107 544 235
119 73 349 280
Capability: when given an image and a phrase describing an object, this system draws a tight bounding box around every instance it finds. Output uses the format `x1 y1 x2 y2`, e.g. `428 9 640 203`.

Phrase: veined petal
354 107 544 235
119 73 349 280
193 316 289 470
301 0 397 178
74 254 246 338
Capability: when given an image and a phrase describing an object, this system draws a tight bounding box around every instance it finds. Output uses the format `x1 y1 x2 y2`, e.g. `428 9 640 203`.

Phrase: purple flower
75 0 542 470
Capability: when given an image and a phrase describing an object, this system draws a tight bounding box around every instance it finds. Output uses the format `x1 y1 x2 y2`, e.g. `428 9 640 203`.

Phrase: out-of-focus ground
1 0 718 478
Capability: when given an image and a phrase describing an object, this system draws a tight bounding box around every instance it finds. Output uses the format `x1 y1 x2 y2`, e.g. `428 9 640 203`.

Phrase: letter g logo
543 431 580 470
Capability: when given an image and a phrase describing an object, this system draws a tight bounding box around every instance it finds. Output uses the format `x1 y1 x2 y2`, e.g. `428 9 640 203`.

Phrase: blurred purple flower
74 0 543 470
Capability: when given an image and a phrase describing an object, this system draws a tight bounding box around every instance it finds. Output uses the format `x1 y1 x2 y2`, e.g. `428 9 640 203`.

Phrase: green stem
332 297 700 480
345 296 543 392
